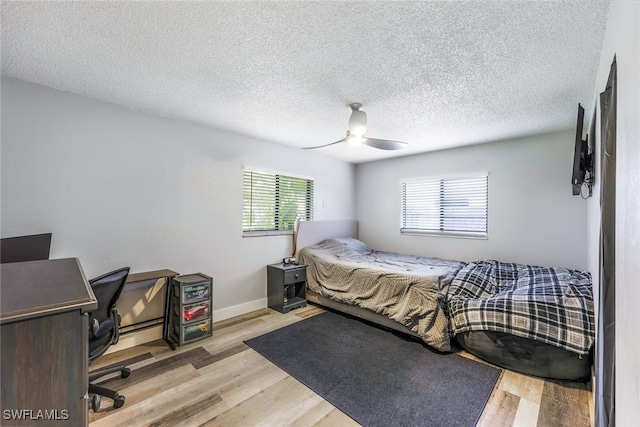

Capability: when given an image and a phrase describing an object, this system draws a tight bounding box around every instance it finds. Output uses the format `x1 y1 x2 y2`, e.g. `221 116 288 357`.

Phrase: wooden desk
126 269 179 286
1 258 97 426
123 269 178 349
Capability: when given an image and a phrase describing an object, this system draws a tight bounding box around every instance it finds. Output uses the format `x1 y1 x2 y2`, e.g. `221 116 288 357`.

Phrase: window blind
243 170 314 234
401 175 488 237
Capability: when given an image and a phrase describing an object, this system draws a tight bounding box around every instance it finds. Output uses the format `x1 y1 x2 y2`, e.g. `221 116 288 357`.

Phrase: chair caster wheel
113 395 125 409
121 368 131 378
90 394 101 412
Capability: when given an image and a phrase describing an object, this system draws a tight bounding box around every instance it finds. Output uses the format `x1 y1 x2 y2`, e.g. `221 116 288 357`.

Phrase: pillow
330 237 372 254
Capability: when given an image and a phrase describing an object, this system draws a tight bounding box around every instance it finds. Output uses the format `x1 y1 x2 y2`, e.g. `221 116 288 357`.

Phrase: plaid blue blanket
447 260 595 355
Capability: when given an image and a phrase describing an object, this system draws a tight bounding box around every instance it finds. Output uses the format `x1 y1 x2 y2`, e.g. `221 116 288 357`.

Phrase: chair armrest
111 308 121 345
90 317 114 340
90 317 100 337
88 308 121 346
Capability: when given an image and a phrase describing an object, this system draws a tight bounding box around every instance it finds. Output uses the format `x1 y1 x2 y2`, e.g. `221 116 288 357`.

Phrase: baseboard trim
213 298 268 322
104 298 268 353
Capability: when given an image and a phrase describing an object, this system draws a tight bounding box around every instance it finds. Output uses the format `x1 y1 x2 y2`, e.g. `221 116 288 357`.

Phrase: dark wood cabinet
267 263 307 313
0 258 97 426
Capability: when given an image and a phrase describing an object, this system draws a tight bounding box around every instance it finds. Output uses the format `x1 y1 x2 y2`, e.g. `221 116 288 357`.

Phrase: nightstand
267 263 307 313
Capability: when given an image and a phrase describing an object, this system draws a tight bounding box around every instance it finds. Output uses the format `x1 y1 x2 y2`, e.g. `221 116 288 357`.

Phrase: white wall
356 130 587 270
587 2 640 425
0 77 356 315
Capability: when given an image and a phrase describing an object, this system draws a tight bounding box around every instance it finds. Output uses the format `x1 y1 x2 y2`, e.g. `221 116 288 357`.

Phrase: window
401 174 488 238
243 169 314 235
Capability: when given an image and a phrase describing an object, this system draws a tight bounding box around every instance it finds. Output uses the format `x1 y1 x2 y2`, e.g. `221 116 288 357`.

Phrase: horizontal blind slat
401 176 487 235
243 170 314 232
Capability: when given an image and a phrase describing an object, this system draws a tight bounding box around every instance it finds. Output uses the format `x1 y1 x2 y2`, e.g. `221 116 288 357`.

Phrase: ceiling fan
304 103 408 150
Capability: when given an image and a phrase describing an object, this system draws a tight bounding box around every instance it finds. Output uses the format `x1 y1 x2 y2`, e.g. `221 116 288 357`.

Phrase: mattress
446 259 595 356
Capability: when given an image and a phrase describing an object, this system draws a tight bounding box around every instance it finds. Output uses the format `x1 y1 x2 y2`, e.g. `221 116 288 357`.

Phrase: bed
294 220 595 380
446 259 594 380
295 220 465 352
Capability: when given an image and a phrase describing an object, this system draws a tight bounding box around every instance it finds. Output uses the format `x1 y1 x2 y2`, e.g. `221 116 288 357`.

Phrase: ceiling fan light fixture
349 122 366 137
346 132 363 145
348 104 367 137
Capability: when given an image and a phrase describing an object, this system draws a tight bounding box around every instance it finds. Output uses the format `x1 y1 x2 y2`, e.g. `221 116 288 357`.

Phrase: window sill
400 230 488 240
243 230 294 238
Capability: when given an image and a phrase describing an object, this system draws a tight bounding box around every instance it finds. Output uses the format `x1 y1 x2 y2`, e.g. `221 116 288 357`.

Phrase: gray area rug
245 310 501 427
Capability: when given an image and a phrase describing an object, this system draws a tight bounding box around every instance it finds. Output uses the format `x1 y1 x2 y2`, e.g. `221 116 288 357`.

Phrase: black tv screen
0 233 52 264
572 104 587 195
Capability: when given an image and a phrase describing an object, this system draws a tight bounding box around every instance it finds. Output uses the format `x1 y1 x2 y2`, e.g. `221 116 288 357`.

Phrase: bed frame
294 220 420 339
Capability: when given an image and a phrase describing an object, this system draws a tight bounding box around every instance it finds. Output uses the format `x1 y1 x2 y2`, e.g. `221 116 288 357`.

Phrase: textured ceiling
1 1 609 164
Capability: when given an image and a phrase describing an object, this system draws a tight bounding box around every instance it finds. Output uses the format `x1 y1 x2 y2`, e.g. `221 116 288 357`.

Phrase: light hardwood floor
89 305 593 427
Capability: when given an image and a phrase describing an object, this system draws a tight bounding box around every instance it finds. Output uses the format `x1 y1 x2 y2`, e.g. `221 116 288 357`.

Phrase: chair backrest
89 267 130 323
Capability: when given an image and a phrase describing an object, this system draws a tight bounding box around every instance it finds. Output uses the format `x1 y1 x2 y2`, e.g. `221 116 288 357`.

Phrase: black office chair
87 267 131 412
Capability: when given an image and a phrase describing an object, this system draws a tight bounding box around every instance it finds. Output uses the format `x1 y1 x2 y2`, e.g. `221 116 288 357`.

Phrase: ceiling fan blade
363 138 408 150
302 138 347 150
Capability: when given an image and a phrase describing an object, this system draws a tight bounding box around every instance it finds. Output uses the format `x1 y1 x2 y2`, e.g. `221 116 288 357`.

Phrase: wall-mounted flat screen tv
572 103 592 196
